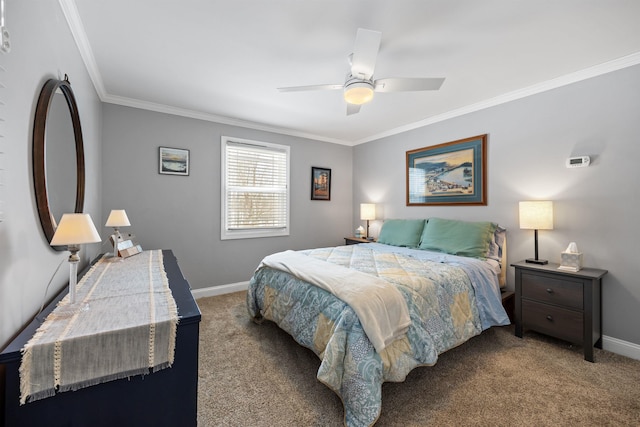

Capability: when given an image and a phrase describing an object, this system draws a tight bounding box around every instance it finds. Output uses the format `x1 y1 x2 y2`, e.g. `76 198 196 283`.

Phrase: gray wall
354 64 640 348
101 104 353 289
0 2 103 348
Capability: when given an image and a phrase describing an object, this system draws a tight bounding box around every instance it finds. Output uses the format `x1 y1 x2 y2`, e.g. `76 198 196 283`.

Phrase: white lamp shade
51 213 102 246
105 209 131 227
519 201 554 230
360 203 376 221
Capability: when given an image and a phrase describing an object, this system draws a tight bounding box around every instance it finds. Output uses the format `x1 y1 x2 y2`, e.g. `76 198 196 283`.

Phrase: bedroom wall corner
101 104 353 291
352 63 640 352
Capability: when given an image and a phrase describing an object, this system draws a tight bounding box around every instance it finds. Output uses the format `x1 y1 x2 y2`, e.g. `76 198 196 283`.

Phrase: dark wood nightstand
512 260 607 362
501 290 515 322
344 236 373 245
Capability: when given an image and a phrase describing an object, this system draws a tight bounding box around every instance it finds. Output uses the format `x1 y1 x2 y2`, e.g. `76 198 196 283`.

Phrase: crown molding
355 52 640 145
101 93 352 145
61 0 640 147
59 0 107 98
60 0 350 145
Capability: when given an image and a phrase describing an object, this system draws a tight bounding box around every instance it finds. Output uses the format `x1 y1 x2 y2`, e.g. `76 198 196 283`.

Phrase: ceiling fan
277 28 445 115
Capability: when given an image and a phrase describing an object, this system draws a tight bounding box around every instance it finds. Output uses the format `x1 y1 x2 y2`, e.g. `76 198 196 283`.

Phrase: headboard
499 235 507 288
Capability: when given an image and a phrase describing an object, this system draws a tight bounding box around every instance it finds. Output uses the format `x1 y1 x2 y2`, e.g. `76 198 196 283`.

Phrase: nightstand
501 290 515 322
512 261 607 362
344 236 372 245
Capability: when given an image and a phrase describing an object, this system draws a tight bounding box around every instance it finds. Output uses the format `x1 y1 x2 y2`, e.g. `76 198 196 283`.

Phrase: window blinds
224 141 288 230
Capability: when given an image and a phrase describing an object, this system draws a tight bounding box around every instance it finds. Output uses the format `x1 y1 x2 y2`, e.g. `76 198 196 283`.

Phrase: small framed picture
159 146 190 176
311 167 331 201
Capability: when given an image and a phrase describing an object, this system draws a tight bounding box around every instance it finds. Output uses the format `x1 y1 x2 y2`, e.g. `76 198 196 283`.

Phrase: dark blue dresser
0 250 201 427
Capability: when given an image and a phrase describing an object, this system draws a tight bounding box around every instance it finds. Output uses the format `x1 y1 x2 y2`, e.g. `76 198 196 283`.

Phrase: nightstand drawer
522 272 583 309
522 299 583 344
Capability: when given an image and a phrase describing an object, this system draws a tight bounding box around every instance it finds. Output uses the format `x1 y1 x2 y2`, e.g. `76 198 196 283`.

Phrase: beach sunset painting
159 147 190 176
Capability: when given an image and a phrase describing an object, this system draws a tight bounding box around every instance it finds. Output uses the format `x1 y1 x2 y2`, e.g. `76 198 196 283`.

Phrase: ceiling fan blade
277 84 344 92
350 28 381 79
346 103 361 116
374 77 445 92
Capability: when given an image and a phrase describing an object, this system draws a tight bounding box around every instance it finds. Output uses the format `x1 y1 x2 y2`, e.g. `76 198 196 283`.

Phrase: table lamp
105 209 131 260
360 203 376 240
50 213 101 305
519 200 553 264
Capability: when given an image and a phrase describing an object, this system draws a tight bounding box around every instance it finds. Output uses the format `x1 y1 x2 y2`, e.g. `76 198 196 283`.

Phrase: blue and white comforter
247 243 509 427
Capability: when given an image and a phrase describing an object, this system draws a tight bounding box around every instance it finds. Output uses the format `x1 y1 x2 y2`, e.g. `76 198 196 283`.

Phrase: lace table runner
19 250 178 404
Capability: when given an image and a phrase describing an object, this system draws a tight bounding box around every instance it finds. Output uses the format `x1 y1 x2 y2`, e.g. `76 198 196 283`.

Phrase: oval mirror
33 76 86 250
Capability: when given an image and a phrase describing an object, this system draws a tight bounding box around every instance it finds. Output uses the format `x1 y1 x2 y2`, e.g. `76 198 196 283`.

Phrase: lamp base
526 258 548 265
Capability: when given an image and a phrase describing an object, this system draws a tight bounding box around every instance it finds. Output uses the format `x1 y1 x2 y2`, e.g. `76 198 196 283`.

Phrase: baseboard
602 335 640 361
191 281 249 299
190 283 640 361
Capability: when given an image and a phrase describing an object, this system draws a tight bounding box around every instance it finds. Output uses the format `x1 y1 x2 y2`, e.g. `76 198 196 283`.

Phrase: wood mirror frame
33 76 85 249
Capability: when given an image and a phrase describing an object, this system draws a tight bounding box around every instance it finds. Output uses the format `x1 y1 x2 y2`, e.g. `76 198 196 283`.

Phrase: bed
247 218 509 427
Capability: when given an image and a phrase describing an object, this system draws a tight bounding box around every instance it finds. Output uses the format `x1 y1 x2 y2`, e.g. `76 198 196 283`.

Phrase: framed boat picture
406 134 487 206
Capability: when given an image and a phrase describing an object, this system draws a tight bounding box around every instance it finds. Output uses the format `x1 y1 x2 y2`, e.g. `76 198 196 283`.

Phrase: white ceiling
65 0 640 145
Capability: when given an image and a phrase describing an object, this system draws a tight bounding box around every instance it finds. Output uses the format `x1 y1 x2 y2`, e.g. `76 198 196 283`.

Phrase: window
221 136 290 240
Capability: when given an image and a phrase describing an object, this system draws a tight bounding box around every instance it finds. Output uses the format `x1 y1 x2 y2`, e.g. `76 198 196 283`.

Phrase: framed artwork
159 146 190 176
311 167 331 201
406 134 487 206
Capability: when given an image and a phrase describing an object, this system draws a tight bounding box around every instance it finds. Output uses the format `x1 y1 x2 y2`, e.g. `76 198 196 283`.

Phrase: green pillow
377 219 426 248
418 218 497 259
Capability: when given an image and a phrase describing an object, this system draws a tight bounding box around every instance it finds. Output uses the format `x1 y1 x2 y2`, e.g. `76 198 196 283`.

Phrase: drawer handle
546 288 554 294
546 315 554 322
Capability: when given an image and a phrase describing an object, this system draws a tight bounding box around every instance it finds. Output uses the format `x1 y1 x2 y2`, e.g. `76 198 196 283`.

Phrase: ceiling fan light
344 81 374 105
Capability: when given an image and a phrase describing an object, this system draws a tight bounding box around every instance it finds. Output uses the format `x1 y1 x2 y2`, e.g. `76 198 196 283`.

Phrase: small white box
559 252 583 272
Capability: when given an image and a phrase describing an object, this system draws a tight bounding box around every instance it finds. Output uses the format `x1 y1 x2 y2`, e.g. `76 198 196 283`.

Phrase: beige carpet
197 292 640 426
